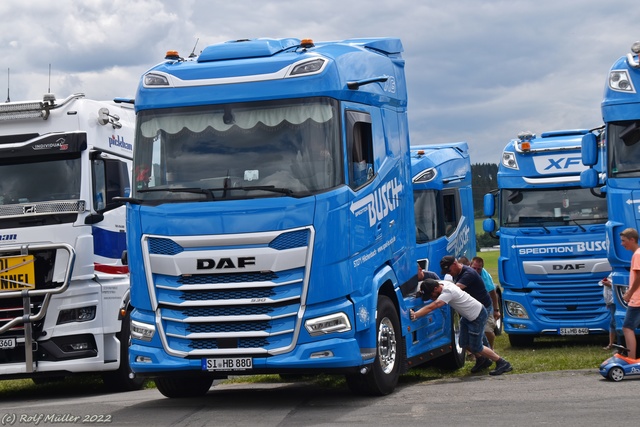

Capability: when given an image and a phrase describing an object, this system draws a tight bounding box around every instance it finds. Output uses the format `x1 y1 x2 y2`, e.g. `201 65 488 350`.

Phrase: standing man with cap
410 279 513 376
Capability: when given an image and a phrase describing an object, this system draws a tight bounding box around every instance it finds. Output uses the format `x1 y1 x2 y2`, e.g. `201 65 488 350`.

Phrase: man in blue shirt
471 256 500 349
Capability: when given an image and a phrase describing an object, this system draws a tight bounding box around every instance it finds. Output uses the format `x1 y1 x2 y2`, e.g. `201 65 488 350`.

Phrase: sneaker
470 356 493 373
489 359 512 376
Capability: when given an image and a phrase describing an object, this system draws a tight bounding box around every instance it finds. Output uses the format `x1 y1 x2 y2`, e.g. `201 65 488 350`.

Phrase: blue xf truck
124 37 475 398
582 41 640 336
484 129 610 346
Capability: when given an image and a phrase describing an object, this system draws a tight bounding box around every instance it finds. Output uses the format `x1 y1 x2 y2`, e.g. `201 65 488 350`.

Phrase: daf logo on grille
553 263 586 271
196 257 256 269
23 205 36 214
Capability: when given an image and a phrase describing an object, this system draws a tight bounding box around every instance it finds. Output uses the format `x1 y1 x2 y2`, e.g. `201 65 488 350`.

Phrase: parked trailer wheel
345 295 404 396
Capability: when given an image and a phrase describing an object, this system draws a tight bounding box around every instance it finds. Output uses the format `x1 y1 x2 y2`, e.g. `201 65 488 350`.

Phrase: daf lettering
196 257 256 270
552 263 586 271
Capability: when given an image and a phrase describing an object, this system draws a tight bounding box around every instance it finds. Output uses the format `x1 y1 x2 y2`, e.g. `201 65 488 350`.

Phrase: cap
419 278 441 301
440 255 456 276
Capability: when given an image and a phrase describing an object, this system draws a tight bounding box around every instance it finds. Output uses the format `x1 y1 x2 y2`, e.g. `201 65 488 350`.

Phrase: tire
433 308 465 370
508 333 535 347
494 291 503 336
345 295 404 396
102 311 145 392
155 375 215 398
607 366 625 382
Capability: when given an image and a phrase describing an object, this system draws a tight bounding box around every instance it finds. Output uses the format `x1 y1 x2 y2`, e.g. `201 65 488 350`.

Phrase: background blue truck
581 41 640 337
124 37 476 398
483 129 610 346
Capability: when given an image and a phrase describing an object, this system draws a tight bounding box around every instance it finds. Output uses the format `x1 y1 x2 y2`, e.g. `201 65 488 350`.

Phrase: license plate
559 328 589 335
202 357 253 371
0 338 16 349
0 255 35 292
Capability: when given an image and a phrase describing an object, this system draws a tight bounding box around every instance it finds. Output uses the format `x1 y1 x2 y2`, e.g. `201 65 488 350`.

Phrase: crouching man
410 279 513 376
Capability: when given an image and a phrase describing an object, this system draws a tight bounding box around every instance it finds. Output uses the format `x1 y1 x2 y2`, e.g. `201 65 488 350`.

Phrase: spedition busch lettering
109 134 132 151
350 177 403 227
517 240 607 255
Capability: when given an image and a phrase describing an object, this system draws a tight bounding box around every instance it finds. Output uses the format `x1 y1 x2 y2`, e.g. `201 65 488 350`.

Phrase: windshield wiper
567 218 587 232
115 187 214 205
212 185 309 198
138 187 214 199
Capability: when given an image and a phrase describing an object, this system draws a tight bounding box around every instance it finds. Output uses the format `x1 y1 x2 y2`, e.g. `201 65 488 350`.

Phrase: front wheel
102 311 145 392
508 333 535 347
155 375 215 398
607 366 625 382
494 291 503 336
433 308 465 369
345 295 404 396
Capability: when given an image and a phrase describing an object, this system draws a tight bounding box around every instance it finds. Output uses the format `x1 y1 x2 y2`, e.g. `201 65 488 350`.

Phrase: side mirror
483 193 495 217
483 218 496 233
581 133 598 166
580 168 598 188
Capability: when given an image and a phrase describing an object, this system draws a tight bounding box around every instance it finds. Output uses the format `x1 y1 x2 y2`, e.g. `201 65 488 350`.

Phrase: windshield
0 155 81 205
609 120 640 177
500 187 607 228
133 97 342 202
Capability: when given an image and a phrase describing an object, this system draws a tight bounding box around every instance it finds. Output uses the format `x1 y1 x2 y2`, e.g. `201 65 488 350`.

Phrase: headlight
305 312 351 336
609 70 636 93
502 152 518 169
131 320 155 341
505 300 528 319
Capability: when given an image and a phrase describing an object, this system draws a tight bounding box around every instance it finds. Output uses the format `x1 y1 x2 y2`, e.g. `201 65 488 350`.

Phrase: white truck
0 93 142 390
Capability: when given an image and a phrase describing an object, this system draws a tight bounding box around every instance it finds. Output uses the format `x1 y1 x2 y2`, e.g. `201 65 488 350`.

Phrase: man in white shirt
410 279 513 376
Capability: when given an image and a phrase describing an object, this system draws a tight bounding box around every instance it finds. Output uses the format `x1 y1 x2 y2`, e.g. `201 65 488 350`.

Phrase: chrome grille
526 279 606 322
148 228 311 357
0 201 85 218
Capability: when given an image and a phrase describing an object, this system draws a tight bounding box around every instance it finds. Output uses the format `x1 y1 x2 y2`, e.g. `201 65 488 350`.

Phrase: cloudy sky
1 0 638 163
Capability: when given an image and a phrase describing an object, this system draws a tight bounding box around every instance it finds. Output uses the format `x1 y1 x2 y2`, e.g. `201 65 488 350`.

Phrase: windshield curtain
133 97 343 201
0 155 81 205
609 120 640 177
500 187 607 227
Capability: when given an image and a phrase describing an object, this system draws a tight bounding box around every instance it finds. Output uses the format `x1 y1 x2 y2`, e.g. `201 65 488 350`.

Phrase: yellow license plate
0 255 36 292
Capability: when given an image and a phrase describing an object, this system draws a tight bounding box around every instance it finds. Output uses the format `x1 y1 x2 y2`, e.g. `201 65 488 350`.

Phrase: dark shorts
607 303 616 332
459 306 487 353
623 306 640 330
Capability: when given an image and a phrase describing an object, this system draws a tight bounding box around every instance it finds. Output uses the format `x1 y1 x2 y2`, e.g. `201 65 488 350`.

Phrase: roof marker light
165 50 180 60
300 39 315 48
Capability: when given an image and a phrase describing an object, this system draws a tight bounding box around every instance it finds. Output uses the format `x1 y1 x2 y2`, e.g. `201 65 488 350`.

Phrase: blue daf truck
582 41 640 337
124 37 475 398
484 129 610 346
